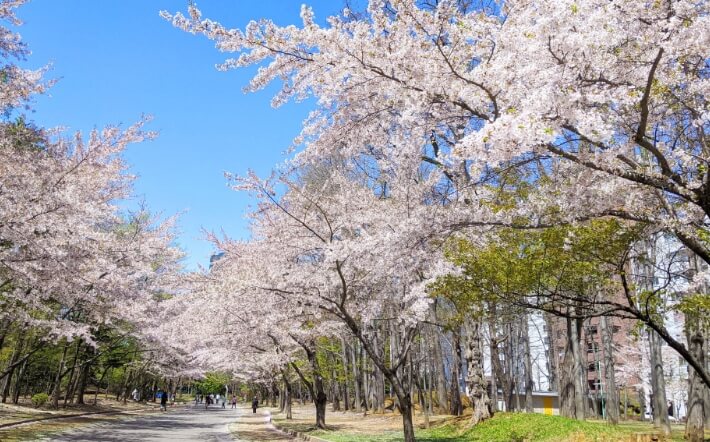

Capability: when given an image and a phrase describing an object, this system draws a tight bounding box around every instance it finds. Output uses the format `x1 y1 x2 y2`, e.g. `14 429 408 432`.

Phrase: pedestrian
231 395 237 409
221 396 226 409
160 390 168 412
252 396 259 414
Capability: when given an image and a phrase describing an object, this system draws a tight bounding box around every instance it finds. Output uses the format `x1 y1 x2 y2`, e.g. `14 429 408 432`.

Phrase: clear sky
15 1 344 270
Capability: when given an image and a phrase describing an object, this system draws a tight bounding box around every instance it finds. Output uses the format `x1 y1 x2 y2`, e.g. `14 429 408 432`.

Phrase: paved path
230 406 293 441
44 403 293 442
45 404 236 442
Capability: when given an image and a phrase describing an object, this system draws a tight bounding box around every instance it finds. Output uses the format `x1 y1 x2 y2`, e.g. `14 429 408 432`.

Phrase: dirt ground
269 402 454 436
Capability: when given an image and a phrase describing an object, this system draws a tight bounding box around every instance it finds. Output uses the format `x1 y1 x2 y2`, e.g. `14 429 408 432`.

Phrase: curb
265 410 331 442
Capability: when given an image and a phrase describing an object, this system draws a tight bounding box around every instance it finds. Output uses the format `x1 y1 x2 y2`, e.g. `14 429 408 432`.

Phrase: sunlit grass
294 412 691 442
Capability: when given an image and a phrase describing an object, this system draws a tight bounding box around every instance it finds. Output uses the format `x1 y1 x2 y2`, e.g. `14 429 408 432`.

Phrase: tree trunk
63 340 82 407
489 315 512 412
280 369 293 420
465 320 492 425
449 329 463 416
271 380 278 408
704 326 710 427
545 314 559 392
51 343 69 409
315 389 327 429
432 305 449 413
340 337 350 411
74 361 90 405
381 369 415 442
284 378 293 419
570 318 585 420
11 357 28 405
686 315 705 442
560 317 584 420
292 340 328 429
399 393 415 442
375 366 385 412
1 334 24 403
94 366 110 405
363 354 370 411
351 341 362 412
599 315 619 424
521 314 534 413
649 330 671 436
331 366 341 411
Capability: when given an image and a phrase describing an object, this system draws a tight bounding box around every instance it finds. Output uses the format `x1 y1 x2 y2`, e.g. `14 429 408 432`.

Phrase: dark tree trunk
449 329 463 416
649 330 670 436
51 343 69 409
399 393 415 442
686 315 705 441
292 339 328 429
63 341 82 407
465 320 492 425
351 341 362 412
340 337 350 411
432 306 449 413
284 379 293 419
571 318 585 420
271 380 278 408
1 334 24 403
521 314 534 413
545 314 559 392
599 315 619 424
560 317 584 420
11 357 28 405
488 314 512 412
75 361 91 405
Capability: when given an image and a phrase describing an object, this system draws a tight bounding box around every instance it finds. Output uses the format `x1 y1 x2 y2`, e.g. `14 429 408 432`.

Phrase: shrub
31 392 49 408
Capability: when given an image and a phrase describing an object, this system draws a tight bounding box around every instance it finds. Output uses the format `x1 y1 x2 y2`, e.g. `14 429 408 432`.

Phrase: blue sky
15 1 344 270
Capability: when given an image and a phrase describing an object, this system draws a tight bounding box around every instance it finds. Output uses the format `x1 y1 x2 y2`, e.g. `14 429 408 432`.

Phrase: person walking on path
251 397 259 414
231 395 237 409
160 390 168 412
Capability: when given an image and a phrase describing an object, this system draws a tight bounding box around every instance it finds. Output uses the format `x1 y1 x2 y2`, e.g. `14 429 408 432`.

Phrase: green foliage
675 293 710 328
195 372 231 394
431 219 642 325
31 393 49 408
4 117 46 152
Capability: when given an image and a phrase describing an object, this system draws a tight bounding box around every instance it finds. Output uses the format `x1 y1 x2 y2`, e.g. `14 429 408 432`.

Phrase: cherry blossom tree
163 4 708 437
0 0 187 408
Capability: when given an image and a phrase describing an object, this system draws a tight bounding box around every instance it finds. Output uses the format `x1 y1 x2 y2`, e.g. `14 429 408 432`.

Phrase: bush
31 393 49 408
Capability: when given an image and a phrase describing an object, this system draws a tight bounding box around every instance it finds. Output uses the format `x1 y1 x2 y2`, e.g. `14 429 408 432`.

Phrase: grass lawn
295 413 691 442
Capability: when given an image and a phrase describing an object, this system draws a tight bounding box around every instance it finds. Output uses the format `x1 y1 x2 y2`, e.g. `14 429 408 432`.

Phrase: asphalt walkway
44 403 292 442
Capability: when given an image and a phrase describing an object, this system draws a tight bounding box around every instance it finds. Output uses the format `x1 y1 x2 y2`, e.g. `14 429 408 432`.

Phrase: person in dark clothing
252 397 259 414
160 390 168 411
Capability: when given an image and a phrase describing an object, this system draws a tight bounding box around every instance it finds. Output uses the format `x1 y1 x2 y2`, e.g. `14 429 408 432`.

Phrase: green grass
302 413 677 442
